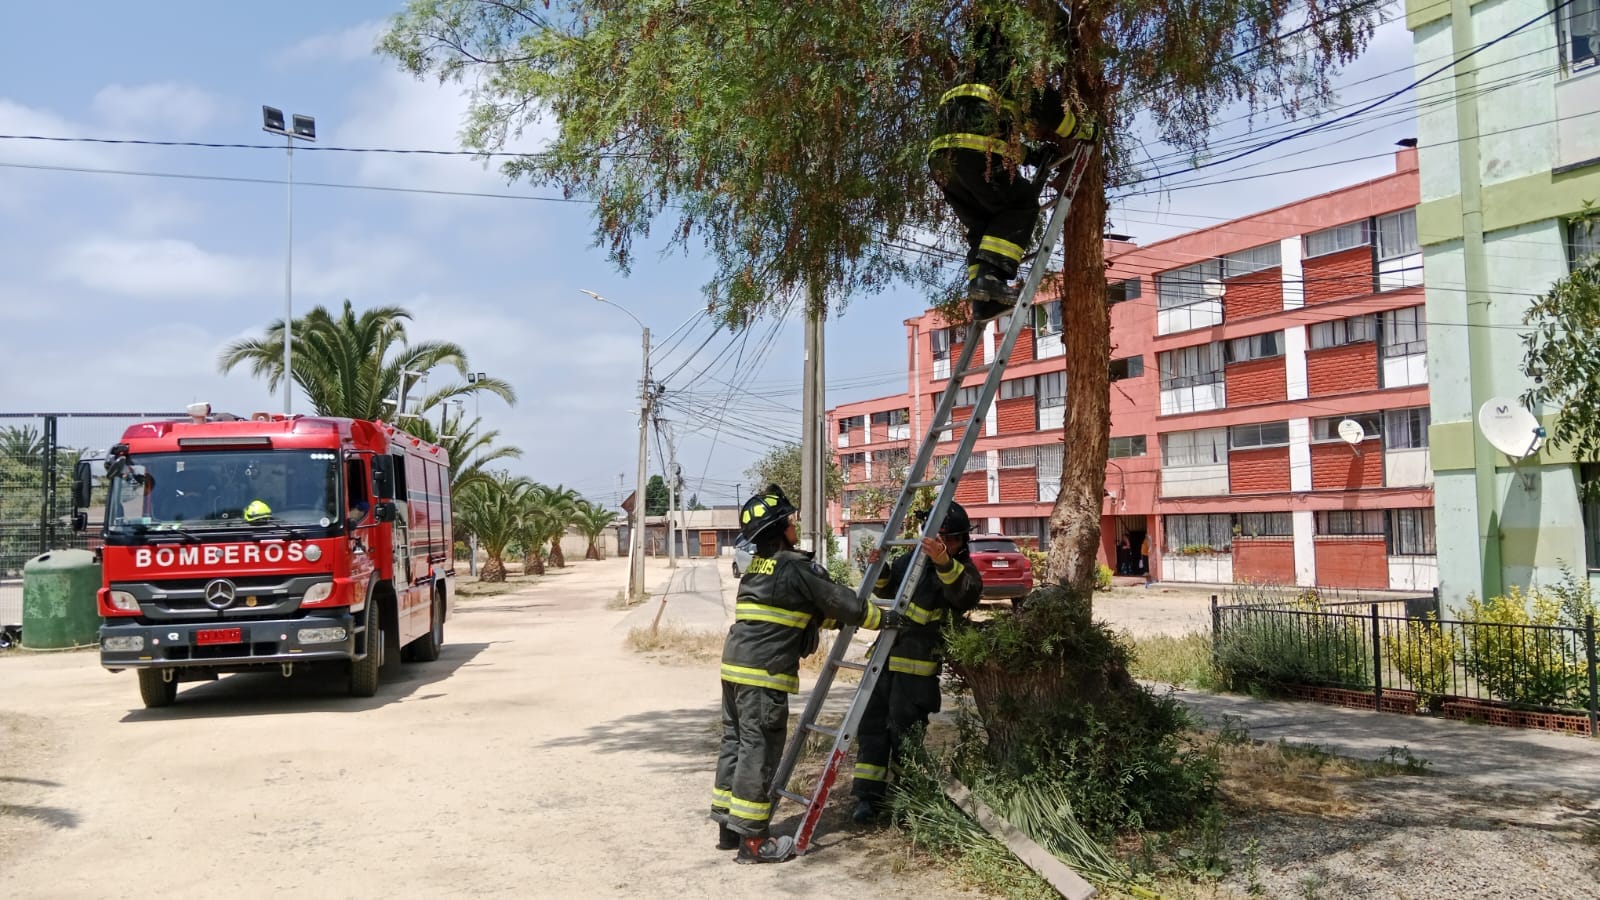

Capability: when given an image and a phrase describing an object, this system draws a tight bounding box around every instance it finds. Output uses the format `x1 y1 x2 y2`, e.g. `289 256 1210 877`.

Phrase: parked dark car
966 533 1033 601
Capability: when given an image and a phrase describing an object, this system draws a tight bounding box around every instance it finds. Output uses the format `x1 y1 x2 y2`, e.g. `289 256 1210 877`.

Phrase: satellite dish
1477 398 1545 460
1202 278 1225 298
1337 418 1366 445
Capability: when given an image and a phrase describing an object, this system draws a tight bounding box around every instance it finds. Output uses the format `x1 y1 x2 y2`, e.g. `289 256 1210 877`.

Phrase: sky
0 2 1420 510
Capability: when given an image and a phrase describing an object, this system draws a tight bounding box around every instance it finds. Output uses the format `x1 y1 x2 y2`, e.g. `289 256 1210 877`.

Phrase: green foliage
572 501 620 560
1384 613 1456 709
1214 606 1373 692
1523 203 1600 471
406 405 523 498
741 442 843 507
1094 562 1113 591
1022 547 1050 586
645 474 669 516
1454 577 1595 709
826 555 859 588
851 532 878 575
1127 631 1223 692
217 300 515 421
453 471 532 582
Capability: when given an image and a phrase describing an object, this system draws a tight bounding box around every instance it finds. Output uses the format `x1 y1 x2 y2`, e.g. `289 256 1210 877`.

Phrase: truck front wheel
137 669 177 708
349 606 383 698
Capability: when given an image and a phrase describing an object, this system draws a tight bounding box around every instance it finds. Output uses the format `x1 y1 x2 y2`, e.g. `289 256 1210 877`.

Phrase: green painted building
1408 0 1600 605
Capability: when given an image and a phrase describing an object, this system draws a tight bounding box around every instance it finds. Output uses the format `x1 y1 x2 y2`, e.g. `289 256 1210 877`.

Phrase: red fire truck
71 405 454 708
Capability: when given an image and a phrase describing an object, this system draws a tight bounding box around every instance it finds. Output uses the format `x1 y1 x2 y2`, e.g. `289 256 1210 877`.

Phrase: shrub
1094 562 1113 591
1128 632 1222 691
1384 613 1455 709
1022 547 1050 586
1455 583 1589 709
826 554 860 588
1214 606 1372 691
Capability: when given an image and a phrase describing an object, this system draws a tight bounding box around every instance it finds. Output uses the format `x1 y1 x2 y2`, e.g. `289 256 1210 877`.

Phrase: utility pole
656 414 680 569
799 293 827 557
632 336 652 601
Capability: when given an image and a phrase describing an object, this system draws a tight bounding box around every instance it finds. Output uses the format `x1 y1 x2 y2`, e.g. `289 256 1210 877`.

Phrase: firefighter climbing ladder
769 142 1096 854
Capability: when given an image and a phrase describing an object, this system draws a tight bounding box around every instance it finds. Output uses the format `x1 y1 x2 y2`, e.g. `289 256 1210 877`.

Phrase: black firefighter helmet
917 500 971 537
739 484 797 542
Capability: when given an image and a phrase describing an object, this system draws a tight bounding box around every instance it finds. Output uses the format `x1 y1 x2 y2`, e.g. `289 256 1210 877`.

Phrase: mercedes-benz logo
203 578 237 610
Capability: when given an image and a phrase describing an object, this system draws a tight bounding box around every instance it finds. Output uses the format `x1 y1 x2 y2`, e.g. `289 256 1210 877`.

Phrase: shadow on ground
540 704 722 773
117 641 493 722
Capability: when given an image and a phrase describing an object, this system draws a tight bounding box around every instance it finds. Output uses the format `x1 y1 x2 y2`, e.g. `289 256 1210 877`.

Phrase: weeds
1368 745 1432 775
625 625 721 662
1127 631 1222 691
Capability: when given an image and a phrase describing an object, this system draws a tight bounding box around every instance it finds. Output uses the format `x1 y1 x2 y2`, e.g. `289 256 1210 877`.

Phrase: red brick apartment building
827 148 1436 591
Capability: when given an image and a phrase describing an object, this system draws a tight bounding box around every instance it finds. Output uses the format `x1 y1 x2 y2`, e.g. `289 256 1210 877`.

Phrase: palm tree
518 486 563 576
0 425 45 469
572 501 619 561
453 472 530 583
538 484 582 568
217 300 516 420
409 405 522 497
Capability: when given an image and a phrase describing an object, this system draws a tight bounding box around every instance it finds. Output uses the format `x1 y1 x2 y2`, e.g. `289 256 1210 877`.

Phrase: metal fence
1211 595 1600 732
0 412 183 626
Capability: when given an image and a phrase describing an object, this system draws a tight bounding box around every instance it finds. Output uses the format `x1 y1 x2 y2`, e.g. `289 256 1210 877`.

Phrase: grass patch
456 574 543 599
1126 631 1221 691
625 624 722 663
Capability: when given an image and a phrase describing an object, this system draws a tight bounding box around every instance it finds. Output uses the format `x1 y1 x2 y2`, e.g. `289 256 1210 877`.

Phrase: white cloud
0 98 121 168
275 20 385 66
90 82 220 136
53 237 269 300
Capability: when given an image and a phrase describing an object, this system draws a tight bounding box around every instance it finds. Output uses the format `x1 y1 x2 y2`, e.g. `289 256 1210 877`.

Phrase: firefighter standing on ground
851 501 983 824
928 12 1097 322
712 484 888 864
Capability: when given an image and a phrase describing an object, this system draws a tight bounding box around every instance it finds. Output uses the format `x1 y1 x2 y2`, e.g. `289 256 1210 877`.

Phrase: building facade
827 149 1438 591
1408 0 1600 604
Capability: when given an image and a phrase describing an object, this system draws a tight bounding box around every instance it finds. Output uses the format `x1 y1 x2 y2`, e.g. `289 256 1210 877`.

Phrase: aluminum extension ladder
769 142 1096 855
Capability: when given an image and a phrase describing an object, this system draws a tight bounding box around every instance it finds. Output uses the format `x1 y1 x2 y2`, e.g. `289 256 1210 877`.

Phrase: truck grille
110 575 331 623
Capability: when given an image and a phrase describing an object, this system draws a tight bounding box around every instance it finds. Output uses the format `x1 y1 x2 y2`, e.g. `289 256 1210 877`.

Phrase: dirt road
0 557 979 899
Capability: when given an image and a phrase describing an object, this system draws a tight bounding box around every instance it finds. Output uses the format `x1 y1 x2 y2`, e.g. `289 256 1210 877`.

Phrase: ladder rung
907 479 943 489
835 659 868 672
805 722 840 739
775 788 809 805
880 538 920 547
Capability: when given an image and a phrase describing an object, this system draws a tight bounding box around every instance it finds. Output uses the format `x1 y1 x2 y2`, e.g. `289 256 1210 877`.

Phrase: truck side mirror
71 460 92 509
374 501 398 524
371 455 394 498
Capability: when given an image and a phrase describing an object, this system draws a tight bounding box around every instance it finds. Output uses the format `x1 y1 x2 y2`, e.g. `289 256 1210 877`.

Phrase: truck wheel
137 669 177 708
412 590 444 662
349 609 383 698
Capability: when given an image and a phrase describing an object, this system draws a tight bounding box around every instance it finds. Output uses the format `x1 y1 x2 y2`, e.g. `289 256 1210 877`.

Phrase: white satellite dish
1202 278 1225 298
1337 418 1366 445
1477 398 1545 460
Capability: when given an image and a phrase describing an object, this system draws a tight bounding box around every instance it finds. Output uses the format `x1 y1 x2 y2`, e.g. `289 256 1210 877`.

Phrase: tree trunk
549 537 566 568
585 539 601 561
1046 143 1111 597
524 549 545 576
480 555 507 583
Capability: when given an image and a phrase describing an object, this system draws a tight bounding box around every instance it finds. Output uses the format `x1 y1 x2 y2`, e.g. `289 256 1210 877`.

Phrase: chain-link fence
0 412 184 626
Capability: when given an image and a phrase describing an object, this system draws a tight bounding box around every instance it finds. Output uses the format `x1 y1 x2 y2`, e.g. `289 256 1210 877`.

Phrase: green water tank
22 549 102 649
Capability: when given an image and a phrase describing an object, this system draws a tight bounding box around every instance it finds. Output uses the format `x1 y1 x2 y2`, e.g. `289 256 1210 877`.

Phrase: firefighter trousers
712 680 788 837
851 668 942 802
929 147 1047 281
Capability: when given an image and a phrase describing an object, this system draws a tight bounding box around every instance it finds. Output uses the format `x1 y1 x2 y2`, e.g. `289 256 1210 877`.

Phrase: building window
1570 218 1600 269
1108 435 1148 458
1381 307 1426 358
1384 407 1431 449
837 415 863 434
1036 443 1063 474
1222 243 1282 277
963 451 989 473
1037 372 1066 409
1158 343 1225 390
1109 355 1145 381
1237 512 1293 537
1225 331 1284 363
1156 260 1222 309
1000 377 1036 400
840 452 865 479
1376 209 1421 289
954 385 983 407
1229 421 1290 450
1316 509 1385 536
1558 0 1599 75
871 408 909 428
1309 314 1376 349
930 327 951 361
1304 221 1369 258
1000 447 1035 468
1312 413 1382 442
1388 508 1437 556
1164 513 1233 553
1161 427 1227 468
1584 465 1600 569
1035 300 1063 335
1106 278 1142 304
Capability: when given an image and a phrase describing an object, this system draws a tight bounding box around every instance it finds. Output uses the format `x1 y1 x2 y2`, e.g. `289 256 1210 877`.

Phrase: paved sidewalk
617 558 731 634
1158 683 1600 796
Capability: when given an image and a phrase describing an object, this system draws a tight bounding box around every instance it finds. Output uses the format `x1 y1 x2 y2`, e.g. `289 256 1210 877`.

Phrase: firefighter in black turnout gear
929 13 1098 322
851 501 983 824
712 485 885 864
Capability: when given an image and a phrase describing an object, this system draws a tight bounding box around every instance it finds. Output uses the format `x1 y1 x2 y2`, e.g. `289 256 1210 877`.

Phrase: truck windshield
105 450 340 535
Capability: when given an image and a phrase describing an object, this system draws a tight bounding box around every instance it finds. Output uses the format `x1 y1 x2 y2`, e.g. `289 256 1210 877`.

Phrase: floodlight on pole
262 105 316 415
586 289 651 603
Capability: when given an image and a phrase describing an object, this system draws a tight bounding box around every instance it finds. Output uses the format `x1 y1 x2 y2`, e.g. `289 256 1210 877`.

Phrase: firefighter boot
851 798 880 826
735 834 797 865
716 823 741 851
965 263 1020 323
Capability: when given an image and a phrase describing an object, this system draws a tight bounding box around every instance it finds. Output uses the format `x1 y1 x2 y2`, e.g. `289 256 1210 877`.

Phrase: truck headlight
103 635 144 652
302 582 334 605
107 590 140 612
297 627 347 644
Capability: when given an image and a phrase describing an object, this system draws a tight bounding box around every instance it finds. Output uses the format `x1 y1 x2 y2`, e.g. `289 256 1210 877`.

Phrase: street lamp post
583 290 651 603
261 106 316 415
466 372 488 577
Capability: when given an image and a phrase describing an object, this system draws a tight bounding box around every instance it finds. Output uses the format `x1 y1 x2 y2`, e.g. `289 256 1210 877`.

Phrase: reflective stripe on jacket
720 548 881 694
872 548 983 668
